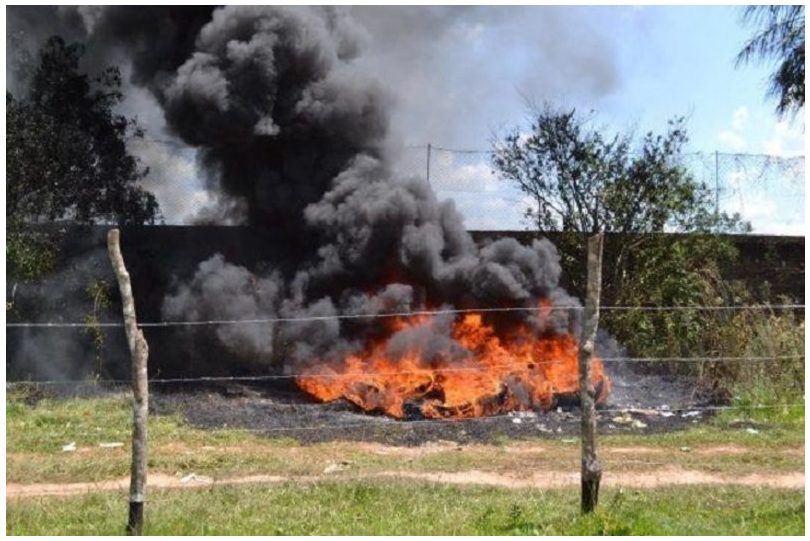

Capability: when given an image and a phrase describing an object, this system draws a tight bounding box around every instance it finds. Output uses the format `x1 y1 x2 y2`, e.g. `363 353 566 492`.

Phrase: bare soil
8 463 803 499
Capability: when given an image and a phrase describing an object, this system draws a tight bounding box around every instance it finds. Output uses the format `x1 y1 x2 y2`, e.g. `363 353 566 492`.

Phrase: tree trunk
107 228 149 536
579 232 604 514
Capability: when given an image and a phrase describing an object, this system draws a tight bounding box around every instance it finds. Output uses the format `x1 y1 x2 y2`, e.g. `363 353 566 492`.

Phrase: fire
294 309 610 419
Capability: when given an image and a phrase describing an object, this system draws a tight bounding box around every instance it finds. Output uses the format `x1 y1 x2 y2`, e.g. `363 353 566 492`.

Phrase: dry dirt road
7 442 804 498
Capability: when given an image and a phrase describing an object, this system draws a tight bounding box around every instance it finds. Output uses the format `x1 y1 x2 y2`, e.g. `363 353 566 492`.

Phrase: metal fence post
714 150 720 219
426 143 432 186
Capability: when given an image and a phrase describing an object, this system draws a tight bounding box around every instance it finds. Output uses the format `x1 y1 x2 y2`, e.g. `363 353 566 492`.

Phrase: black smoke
8 6 583 374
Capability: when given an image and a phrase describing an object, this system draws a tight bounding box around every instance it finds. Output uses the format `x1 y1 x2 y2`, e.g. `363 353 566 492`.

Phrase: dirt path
7 466 804 499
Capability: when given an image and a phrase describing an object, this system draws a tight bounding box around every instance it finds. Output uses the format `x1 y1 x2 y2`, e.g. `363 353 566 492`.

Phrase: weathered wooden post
579 232 604 513
107 228 149 535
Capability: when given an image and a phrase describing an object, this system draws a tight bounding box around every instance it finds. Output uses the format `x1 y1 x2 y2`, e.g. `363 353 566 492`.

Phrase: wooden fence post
107 228 149 535
579 232 604 514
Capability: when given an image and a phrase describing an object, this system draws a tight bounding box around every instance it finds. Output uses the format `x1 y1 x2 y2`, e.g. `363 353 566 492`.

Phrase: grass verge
6 480 804 535
7 392 804 484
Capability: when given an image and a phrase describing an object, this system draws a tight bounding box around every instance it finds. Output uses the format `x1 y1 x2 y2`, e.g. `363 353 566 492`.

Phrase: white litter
746 428 760 434
62 442 76 452
180 473 212 484
511 418 522 424
99 442 124 449
323 463 347 474
681 411 701 418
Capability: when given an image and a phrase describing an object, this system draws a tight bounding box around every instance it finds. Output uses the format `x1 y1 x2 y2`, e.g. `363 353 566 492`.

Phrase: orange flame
295 309 610 419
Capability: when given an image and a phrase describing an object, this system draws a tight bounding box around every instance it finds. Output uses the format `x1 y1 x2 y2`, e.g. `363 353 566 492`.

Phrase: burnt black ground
147 386 717 446
9 363 724 446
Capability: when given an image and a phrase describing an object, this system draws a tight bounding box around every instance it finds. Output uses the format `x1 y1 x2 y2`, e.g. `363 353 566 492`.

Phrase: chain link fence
133 138 803 234
395 145 805 234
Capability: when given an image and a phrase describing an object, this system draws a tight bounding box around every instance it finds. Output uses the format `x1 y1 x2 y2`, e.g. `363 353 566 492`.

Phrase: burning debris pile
19 6 610 417
295 312 609 419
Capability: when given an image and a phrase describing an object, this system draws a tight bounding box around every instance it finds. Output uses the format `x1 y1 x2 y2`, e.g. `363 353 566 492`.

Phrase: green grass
6 392 805 535
6 481 804 535
7 392 805 483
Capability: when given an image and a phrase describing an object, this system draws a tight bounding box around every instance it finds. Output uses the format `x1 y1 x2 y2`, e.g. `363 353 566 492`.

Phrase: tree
493 106 743 237
7 36 160 228
736 5 805 118
493 106 751 364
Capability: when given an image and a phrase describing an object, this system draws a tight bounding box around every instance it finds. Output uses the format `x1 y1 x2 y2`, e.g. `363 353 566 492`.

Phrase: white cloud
719 168 804 235
433 161 499 193
718 129 745 151
717 106 749 152
731 106 749 131
762 118 804 157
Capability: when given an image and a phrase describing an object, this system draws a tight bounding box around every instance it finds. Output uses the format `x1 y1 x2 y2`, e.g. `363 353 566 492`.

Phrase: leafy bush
6 229 57 283
605 248 804 411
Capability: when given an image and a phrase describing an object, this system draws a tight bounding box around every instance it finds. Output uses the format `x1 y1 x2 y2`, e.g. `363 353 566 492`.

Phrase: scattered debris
630 419 648 430
612 413 634 425
98 442 124 449
681 411 701 418
323 462 350 474
509 410 537 419
180 473 212 484
680 446 691 453
61 442 76 452
660 411 676 418
144 388 716 446
746 428 760 435
511 418 522 425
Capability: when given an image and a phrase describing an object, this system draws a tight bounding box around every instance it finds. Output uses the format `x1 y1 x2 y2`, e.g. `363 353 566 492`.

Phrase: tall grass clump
606 256 804 420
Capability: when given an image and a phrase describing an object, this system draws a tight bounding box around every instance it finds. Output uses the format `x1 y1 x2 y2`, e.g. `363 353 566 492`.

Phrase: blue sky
116 5 803 233
360 5 804 234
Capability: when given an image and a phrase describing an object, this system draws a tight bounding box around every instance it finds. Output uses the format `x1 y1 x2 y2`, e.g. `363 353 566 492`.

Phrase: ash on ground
145 362 711 446
11 363 724 446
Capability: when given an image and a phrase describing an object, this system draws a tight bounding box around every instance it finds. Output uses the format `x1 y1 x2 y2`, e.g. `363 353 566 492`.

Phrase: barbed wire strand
8 403 804 439
5 303 805 329
5 354 804 387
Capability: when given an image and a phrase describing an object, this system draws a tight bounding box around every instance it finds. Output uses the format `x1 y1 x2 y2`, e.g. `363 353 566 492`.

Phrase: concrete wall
7 225 804 381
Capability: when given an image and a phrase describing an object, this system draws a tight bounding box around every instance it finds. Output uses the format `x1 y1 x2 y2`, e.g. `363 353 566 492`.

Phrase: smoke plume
9 6 585 383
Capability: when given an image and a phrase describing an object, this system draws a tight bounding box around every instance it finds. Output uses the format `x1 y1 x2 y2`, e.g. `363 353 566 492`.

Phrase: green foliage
6 229 57 283
710 305 805 419
492 106 749 299
736 6 805 118
608 261 805 410
82 280 113 378
492 106 747 236
605 236 736 359
492 106 799 404
7 36 160 227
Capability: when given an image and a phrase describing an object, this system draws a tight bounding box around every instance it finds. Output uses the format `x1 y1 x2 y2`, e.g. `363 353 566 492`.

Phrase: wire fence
7 143 806 526
6 303 805 328
395 145 805 233
131 138 804 234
